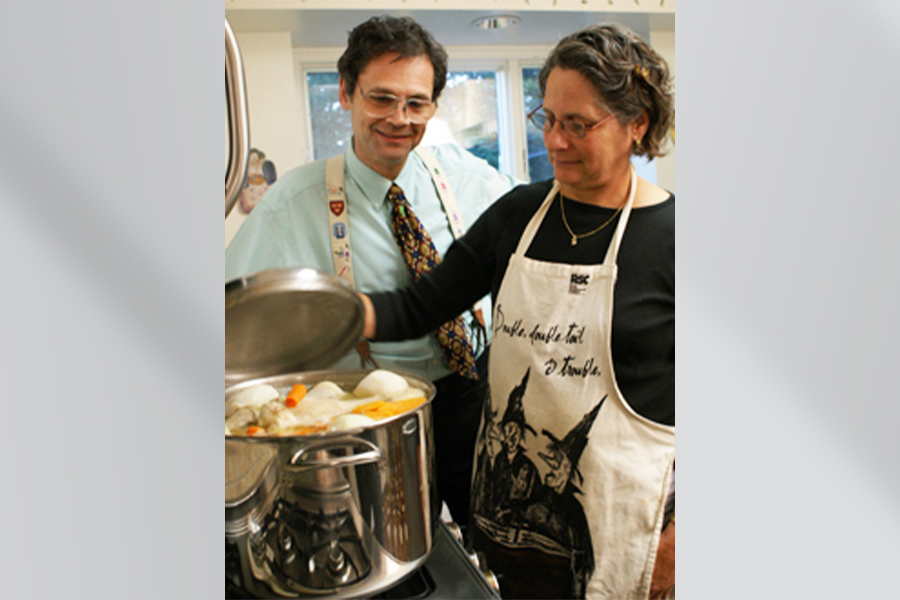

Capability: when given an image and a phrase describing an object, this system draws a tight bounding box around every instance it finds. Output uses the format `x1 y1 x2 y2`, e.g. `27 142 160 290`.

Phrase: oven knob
445 521 464 544
475 551 501 594
480 567 501 594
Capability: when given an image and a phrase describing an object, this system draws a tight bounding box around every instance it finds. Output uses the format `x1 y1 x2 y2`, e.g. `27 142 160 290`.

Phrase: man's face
339 52 434 180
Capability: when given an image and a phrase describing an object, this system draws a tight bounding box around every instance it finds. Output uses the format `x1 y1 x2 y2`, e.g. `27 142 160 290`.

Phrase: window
306 72 350 161
522 67 554 182
300 50 661 186
428 71 500 169
521 67 656 185
305 70 501 169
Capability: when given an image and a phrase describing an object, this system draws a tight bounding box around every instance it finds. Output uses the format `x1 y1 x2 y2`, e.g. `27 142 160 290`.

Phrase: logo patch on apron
569 273 590 295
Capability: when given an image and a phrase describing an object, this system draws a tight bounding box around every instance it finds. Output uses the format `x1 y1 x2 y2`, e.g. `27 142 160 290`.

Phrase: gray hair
538 23 674 158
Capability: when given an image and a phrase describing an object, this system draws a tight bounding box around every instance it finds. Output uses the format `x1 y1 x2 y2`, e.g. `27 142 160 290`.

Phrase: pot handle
286 437 382 472
225 18 250 219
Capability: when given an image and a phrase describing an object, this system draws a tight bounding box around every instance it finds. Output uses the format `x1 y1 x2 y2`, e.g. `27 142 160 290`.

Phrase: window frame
444 46 551 181
294 45 551 181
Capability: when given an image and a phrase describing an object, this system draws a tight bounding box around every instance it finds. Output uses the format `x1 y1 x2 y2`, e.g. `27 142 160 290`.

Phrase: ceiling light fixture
472 15 521 30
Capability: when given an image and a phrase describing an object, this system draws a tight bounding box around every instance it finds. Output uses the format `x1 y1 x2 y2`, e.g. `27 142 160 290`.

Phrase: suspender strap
326 149 472 289
413 146 466 238
326 155 354 288
325 149 485 366
327 156 374 367
414 147 485 327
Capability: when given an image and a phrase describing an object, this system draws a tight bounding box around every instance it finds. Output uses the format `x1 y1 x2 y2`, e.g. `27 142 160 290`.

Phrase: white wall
650 29 675 193
226 32 307 245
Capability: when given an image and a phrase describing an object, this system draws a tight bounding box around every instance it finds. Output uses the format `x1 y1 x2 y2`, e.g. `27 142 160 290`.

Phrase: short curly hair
337 16 449 103
538 23 674 159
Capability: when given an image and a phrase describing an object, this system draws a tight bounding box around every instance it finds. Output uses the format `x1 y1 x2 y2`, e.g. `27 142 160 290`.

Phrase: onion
353 370 409 398
329 413 378 431
225 384 280 417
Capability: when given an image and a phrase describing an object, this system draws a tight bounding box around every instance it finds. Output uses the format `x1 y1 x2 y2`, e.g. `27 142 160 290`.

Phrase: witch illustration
490 368 540 525
470 388 502 517
525 396 607 598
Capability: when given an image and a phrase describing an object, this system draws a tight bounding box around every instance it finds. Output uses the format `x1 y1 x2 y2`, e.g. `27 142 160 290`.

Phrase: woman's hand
358 293 376 339
648 521 675 599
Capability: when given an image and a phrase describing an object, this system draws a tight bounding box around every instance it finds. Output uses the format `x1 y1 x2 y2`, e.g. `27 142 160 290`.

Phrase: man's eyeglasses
357 84 436 124
527 105 617 139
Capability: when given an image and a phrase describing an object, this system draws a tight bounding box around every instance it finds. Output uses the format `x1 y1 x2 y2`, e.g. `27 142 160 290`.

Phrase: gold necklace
559 192 627 246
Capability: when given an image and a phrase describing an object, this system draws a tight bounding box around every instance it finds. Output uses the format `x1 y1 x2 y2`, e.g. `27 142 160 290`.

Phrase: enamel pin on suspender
325 150 485 368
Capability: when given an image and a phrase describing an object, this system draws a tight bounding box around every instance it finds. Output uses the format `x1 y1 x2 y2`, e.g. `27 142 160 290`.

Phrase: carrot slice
285 384 308 408
351 398 426 420
245 426 261 436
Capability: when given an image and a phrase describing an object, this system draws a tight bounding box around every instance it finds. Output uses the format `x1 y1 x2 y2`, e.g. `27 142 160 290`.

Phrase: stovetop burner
225 521 499 599
274 499 371 590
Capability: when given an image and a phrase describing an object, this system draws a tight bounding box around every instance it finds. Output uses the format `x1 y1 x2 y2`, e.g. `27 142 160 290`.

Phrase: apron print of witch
471 367 607 597
471 175 674 599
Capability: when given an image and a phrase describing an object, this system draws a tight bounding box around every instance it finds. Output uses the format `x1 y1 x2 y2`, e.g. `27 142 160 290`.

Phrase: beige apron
470 170 675 599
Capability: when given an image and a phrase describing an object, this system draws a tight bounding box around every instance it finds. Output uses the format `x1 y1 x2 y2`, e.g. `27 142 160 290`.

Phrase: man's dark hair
337 15 448 102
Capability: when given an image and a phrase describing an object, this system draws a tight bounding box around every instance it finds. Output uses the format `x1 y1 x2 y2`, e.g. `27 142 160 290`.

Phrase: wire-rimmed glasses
527 105 617 139
358 84 436 124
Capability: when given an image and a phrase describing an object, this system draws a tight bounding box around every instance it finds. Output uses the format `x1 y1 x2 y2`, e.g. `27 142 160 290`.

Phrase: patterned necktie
387 183 479 379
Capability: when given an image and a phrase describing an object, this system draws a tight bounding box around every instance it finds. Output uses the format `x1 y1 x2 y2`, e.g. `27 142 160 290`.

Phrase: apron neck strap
512 166 638 266
512 180 560 258
602 165 637 267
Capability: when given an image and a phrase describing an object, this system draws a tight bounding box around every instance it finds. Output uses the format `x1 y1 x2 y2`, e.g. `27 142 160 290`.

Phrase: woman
361 23 674 599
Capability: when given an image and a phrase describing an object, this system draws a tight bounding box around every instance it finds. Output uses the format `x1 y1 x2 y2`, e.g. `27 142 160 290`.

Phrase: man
225 15 518 528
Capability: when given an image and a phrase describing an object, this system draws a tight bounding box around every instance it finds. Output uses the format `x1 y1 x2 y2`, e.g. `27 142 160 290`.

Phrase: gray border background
679 0 900 596
1 0 899 598
0 1 221 598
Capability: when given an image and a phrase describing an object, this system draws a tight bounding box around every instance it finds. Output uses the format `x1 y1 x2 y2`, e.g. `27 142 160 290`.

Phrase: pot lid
225 268 364 386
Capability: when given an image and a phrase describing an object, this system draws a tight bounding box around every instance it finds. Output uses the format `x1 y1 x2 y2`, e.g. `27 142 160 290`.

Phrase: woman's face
542 68 644 199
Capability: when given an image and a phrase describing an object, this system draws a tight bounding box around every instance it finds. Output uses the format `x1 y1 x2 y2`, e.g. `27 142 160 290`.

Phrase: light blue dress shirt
225 142 518 381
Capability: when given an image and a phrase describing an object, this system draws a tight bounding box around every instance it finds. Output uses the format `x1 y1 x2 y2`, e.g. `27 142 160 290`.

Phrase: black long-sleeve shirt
370 179 674 425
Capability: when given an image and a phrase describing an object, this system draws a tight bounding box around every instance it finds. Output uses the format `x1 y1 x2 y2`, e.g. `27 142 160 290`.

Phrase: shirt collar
344 141 423 210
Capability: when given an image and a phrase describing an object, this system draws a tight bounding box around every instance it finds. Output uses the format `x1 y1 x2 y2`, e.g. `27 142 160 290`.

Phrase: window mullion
505 59 529 181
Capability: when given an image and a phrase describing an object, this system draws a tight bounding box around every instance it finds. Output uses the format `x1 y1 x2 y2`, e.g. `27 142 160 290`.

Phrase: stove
225 521 500 599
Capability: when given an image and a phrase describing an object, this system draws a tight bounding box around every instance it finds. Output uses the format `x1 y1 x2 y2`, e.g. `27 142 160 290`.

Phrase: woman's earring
632 138 643 154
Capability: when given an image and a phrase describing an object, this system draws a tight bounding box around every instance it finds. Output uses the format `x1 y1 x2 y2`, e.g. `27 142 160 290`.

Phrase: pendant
571 235 578 246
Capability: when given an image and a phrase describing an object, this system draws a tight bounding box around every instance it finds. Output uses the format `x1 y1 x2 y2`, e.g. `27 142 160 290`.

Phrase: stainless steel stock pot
225 269 440 598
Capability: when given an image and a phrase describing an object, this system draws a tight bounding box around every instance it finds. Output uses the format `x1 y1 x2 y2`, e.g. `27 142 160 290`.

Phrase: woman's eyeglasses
527 105 617 139
357 84 436 123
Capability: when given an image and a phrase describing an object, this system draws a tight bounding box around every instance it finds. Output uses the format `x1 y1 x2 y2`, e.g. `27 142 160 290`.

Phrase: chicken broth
225 369 428 437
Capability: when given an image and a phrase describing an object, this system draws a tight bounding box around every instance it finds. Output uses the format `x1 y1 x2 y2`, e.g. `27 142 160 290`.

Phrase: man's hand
649 521 675 599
